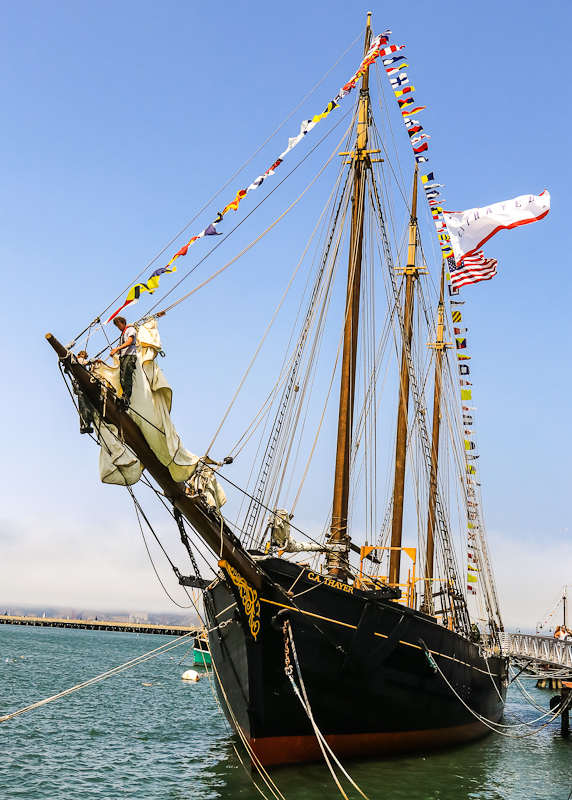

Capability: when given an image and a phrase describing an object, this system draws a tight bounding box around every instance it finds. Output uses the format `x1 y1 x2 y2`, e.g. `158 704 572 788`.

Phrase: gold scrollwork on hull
219 560 261 639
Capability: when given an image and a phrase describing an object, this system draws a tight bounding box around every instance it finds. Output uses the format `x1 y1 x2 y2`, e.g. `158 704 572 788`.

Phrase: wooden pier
0 614 198 637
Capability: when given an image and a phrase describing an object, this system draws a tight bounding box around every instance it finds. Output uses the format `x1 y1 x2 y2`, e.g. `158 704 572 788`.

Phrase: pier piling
562 683 572 738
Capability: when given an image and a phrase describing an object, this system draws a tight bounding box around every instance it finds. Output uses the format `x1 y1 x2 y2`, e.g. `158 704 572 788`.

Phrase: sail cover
128 319 201 483
95 412 143 486
92 319 225 504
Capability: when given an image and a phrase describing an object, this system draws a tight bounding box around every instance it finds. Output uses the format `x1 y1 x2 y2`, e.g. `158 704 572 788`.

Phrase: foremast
327 14 373 579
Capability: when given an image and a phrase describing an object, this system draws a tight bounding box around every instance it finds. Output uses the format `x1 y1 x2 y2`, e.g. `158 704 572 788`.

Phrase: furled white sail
95 412 143 486
130 319 200 483
92 319 225 505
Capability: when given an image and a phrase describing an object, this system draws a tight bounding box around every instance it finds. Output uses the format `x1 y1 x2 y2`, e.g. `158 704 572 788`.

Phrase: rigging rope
82 30 365 334
142 107 357 319
239 140 355 544
60 35 510 641
129 488 194 609
0 633 197 724
201 128 353 456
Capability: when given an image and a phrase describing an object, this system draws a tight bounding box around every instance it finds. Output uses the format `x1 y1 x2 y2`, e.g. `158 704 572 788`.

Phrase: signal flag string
105 29 402 323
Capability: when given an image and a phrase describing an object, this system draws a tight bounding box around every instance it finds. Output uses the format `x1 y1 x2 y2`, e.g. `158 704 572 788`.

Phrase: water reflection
206 683 572 800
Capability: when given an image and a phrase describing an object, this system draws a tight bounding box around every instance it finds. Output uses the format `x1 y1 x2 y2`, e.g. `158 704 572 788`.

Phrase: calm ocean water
1 624 571 799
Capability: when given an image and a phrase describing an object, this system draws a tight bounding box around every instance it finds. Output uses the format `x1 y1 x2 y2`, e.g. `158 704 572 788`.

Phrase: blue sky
1 0 570 629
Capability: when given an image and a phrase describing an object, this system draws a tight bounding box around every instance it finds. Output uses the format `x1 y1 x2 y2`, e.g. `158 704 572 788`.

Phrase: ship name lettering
306 572 353 593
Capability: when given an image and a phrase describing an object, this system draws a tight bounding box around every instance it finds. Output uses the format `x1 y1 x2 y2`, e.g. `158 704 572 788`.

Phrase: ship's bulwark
206 559 507 767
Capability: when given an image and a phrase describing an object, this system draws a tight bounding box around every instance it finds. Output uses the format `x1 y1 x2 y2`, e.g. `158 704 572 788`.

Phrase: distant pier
0 614 198 637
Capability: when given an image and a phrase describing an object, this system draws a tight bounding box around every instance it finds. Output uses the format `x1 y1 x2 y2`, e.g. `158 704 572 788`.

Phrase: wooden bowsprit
45 332 263 591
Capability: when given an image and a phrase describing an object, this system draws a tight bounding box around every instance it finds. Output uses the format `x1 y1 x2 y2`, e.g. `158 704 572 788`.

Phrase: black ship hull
206 558 507 766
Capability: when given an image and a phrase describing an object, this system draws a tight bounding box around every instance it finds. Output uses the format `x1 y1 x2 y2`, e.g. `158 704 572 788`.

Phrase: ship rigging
47 14 511 767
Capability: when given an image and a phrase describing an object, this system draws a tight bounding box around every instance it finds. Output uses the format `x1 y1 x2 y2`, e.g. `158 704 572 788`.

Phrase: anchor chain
173 508 251 708
283 621 293 677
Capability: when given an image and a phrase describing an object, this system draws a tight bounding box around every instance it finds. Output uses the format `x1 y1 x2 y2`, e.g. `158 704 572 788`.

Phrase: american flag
450 250 497 289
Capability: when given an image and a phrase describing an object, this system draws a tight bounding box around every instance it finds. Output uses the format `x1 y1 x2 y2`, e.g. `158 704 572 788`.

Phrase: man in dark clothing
111 316 137 404
74 351 95 433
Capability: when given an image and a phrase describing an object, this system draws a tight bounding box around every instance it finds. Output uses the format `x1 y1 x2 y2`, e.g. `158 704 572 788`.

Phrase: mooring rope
285 621 370 800
84 28 365 332
429 647 568 739
0 632 196 724
197 620 287 800
129 508 288 800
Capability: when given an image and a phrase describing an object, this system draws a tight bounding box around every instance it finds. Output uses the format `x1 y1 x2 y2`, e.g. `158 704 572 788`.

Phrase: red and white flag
450 251 498 289
443 190 550 262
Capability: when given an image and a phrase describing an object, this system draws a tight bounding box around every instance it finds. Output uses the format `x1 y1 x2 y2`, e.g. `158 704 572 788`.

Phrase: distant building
129 612 148 623
79 611 98 621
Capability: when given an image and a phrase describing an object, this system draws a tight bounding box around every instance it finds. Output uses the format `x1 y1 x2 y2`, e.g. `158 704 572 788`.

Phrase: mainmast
422 263 449 612
327 14 372 579
388 167 419 587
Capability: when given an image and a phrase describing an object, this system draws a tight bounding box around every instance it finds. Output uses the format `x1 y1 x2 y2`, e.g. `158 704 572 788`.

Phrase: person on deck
110 317 137 405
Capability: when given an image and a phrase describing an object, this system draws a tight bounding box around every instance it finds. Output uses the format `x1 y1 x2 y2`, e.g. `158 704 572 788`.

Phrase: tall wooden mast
388 167 419 587
327 14 372 578
422 262 449 612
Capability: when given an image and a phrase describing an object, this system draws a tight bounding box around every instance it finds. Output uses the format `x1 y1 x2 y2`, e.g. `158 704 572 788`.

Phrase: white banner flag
444 190 550 263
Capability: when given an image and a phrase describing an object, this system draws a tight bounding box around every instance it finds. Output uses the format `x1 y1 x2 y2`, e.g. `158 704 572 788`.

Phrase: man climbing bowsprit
110 316 137 405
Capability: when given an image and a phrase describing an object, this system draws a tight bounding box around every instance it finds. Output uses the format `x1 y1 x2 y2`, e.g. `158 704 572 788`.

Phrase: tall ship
48 15 547 767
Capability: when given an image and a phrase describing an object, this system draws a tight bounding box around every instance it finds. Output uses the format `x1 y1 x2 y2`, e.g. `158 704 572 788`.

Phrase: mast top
366 11 371 27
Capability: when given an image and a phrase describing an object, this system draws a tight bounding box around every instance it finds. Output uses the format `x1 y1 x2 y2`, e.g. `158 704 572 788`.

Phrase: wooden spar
327 15 372 578
388 167 419 587
422 262 447 613
45 333 263 590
